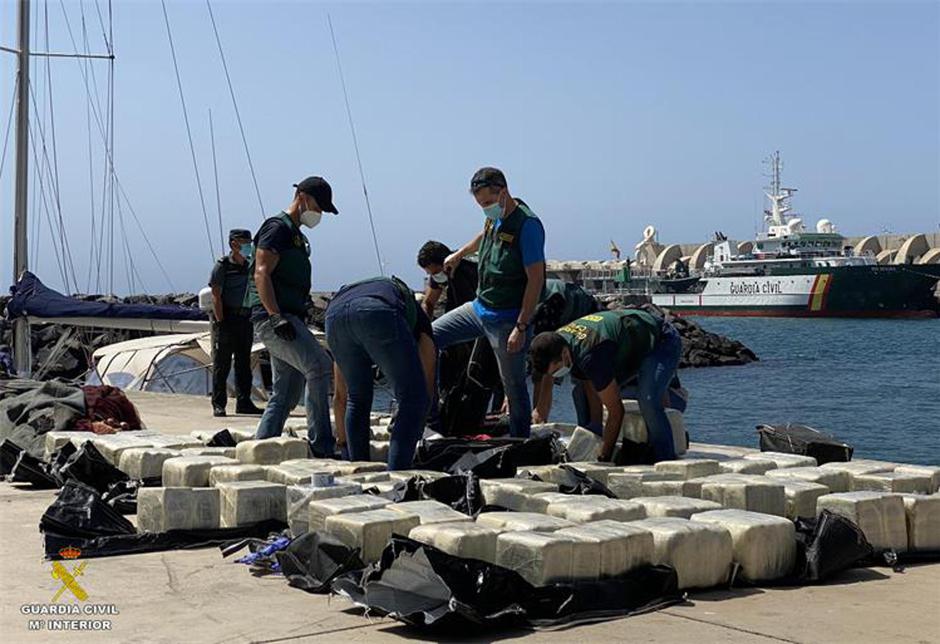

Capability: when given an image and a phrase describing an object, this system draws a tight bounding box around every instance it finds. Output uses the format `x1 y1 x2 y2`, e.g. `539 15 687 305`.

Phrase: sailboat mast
13 0 32 377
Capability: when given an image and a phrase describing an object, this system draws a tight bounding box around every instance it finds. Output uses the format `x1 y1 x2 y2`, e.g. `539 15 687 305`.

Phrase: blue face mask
482 196 504 221
239 243 253 260
553 364 571 379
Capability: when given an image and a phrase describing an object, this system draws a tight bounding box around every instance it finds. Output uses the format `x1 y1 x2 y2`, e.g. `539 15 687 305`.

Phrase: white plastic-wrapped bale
162 456 238 487
369 441 390 462
767 467 851 493
179 447 237 459
387 500 472 525
566 426 603 462
519 492 582 513
137 487 220 532
819 461 894 477
607 468 682 499
619 405 688 456
371 426 390 441
308 495 393 533
894 465 940 493
286 482 362 535
719 459 777 475
339 472 392 484
479 479 558 510
639 479 703 499
558 520 653 576
816 492 907 551
387 470 447 482
546 497 645 523
144 435 203 450
655 459 721 480
273 437 310 460
852 471 932 494
779 479 830 520
898 494 940 551
631 517 732 590
265 463 327 486
118 448 181 480
691 510 796 582
44 431 93 459
90 435 159 465
631 496 722 519
217 481 287 527
743 452 816 469
700 479 786 516
235 439 285 465
496 532 599 585
683 449 734 462
333 461 387 475
531 422 577 439
228 428 257 443
562 462 625 485
325 508 421 562
208 464 268 486
475 512 575 533
516 465 569 485
409 522 503 562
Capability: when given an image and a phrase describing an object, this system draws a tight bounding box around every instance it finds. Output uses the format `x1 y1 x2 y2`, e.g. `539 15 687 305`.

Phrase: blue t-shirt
472 214 546 323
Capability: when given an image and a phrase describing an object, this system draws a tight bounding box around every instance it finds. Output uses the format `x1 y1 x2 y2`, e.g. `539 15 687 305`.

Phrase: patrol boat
651 154 940 317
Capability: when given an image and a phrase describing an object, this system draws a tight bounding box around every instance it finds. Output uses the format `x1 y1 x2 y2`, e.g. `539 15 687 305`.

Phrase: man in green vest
434 167 546 438
528 309 683 462
244 176 337 457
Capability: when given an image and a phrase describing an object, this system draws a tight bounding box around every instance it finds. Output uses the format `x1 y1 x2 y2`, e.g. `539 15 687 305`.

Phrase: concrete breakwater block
852 472 933 494
409 522 503 562
476 512 575 533
307 495 393 533
387 500 472 525
816 492 907 551
700 479 787 517
637 479 703 499
496 531 599 585
744 452 816 469
208 464 268 486
217 481 287 527
778 480 830 520
479 479 558 510
137 487 220 532
559 523 653 578
894 466 940 493
767 467 850 492
607 468 682 499
546 498 646 524
719 459 778 475
180 447 237 459
286 483 362 535
117 448 181 480
631 496 723 519
898 494 940 551
655 459 721 480
326 509 421 562
692 510 796 582
162 456 238 487
566 427 603 462
631 517 733 590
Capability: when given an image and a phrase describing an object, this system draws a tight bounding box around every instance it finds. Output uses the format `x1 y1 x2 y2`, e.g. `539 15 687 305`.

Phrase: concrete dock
1 391 938 643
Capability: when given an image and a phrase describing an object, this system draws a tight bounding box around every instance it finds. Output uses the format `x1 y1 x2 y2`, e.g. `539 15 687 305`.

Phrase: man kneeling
528 309 682 462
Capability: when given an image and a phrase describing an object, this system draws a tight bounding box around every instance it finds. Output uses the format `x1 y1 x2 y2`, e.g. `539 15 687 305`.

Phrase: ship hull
651 265 940 318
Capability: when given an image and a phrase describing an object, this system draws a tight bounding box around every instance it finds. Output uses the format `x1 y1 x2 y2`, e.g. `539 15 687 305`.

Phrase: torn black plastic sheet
333 536 683 632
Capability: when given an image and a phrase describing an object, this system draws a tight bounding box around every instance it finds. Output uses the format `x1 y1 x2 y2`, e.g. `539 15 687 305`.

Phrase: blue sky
1 0 938 295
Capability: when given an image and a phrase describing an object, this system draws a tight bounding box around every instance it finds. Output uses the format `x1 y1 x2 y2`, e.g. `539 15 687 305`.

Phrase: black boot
212 406 227 417
235 401 264 415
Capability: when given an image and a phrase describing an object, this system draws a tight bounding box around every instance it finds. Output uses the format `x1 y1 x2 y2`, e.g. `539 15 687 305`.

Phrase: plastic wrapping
757 424 852 464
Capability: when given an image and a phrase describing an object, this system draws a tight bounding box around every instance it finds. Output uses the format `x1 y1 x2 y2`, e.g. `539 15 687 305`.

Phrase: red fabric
72 386 143 432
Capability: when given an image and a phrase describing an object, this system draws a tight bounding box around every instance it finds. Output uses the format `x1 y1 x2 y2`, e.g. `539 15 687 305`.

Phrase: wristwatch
514 322 528 332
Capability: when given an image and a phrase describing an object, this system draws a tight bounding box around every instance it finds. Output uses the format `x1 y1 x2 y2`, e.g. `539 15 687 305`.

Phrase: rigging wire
27 119 69 288
205 0 265 217
160 0 215 262
0 77 18 181
327 14 384 276
209 108 224 250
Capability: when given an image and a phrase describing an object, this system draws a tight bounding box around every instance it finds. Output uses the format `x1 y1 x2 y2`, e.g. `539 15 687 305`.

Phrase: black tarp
520 464 617 498
757 423 853 464
413 434 563 478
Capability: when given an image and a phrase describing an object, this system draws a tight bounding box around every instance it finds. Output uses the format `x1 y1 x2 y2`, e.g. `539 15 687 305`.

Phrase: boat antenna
328 14 384 276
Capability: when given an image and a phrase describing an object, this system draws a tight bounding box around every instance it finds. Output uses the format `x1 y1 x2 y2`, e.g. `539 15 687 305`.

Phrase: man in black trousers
209 229 263 417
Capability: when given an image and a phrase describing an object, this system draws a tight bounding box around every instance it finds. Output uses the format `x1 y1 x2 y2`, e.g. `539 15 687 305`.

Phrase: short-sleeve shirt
248 213 312 322
428 258 478 312
208 256 250 314
571 341 620 391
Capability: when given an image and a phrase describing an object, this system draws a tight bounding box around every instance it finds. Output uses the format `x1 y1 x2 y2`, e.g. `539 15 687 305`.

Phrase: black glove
270 313 296 341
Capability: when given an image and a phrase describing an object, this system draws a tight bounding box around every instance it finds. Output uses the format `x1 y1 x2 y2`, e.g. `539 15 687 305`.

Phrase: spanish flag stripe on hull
808 273 831 311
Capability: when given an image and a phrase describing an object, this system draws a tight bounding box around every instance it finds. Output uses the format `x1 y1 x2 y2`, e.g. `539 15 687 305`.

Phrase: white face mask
430 271 448 284
299 196 322 229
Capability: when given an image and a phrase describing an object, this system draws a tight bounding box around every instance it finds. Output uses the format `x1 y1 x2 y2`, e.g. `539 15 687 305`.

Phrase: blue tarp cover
6 272 207 321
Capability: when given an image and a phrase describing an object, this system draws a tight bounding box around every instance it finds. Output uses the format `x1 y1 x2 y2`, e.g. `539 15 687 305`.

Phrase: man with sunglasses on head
433 167 546 438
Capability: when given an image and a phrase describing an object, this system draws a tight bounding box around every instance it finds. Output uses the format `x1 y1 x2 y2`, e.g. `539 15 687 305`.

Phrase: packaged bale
655 459 721 480
566 426 603 462
118 448 181 480
744 452 817 469
44 431 93 459
308 495 393 533
179 447 237 459
767 467 850 493
495 531 599 585
479 478 558 510
719 459 777 475
387 500 472 525
607 468 682 499
545 497 645 523
235 439 285 465
619 405 688 456
325 508 420 562
387 469 447 482
582 520 656 573
639 479 703 499
852 471 932 494
562 462 624 485
217 481 287 527
631 496 722 519
475 511 575 533
691 509 796 582
90 435 158 465
409 522 503 562
517 465 569 485
894 465 940 493
816 492 907 551
518 492 582 514
700 479 787 516
819 461 894 477
162 456 238 487
898 494 940 551
272 437 310 460
558 522 654 577
631 517 733 590
779 479 830 520
286 482 362 535
137 487 220 532
208 464 269 486
339 471 392 485
370 441 390 462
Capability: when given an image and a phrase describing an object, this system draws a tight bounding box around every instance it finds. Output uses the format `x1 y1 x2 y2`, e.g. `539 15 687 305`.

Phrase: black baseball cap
229 228 252 241
470 167 507 193
294 176 338 214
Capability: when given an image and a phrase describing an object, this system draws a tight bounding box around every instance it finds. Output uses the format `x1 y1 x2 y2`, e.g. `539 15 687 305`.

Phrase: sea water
551 317 940 466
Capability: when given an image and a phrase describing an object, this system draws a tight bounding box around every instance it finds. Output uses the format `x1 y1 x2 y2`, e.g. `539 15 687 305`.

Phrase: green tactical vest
476 201 544 310
243 213 312 316
558 309 662 384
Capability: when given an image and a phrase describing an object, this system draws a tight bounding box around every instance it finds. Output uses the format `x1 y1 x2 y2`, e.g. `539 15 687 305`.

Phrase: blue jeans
628 322 682 461
325 298 430 471
432 301 533 438
254 313 335 457
571 378 603 435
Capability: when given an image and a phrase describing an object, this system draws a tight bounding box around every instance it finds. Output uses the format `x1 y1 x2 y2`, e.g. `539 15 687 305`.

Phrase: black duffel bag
757 423 853 464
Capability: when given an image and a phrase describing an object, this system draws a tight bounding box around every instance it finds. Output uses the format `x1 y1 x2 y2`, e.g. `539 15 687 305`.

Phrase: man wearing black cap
209 229 262 417
243 177 338 457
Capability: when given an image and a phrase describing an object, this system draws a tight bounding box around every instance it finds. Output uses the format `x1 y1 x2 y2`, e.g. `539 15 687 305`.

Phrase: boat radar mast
762 150 804 237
